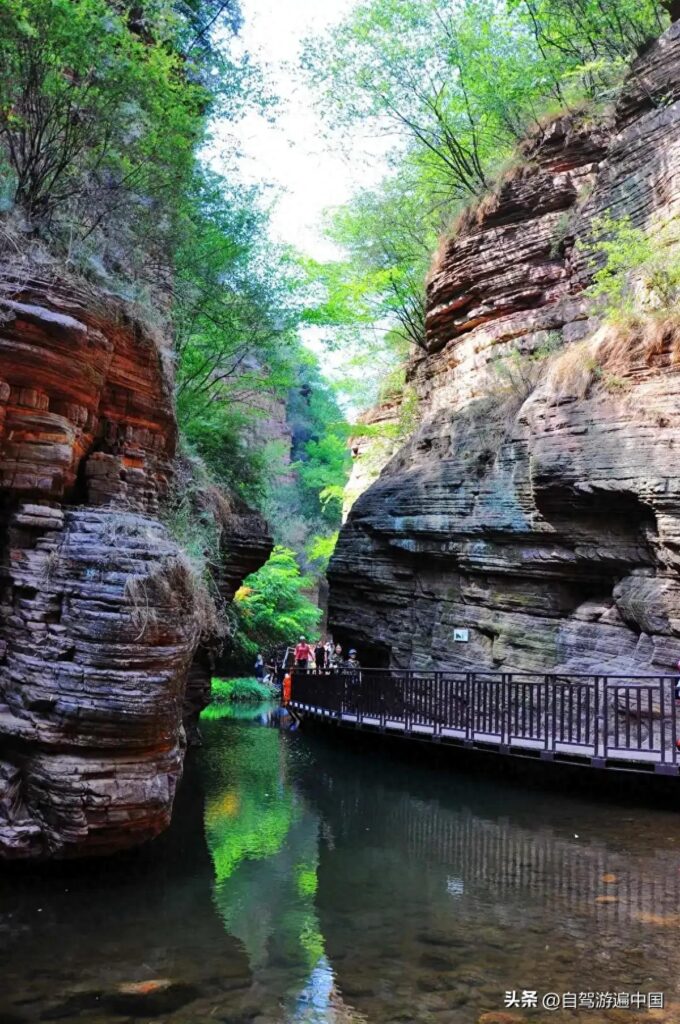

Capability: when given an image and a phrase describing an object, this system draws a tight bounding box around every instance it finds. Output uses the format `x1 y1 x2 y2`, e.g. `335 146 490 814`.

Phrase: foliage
231 546 321 666
508 1 666 80
201 722 325 976
174 175 291 386
252 354 350 553
304 0 665 204
0 0 258 292
173 171 301 504
305 532 338 573
173 198 350 524
491 332 563 399
0 0 191 224
301 0 669 423
210 676 276 703
583 215 680 320
305 171 439 352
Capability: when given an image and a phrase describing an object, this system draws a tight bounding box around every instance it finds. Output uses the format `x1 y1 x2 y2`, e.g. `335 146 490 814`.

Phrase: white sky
212 0 391 261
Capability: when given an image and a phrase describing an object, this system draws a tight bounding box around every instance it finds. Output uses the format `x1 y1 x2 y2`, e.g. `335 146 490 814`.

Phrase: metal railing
290 668 680 773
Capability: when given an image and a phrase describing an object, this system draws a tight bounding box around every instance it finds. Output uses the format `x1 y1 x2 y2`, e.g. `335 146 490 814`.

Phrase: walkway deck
290 669 680 776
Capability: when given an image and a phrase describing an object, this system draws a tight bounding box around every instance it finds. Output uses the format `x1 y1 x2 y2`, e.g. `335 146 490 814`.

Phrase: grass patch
210 676 276 703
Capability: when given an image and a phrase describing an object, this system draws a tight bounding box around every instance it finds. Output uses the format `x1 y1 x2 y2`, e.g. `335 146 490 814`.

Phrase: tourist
324 637 334 664
254 653 265 681
345 649 361 671
294 635 313 669
314 638 326 671
675 659 680 700
329 643 343 669
282 670 292 705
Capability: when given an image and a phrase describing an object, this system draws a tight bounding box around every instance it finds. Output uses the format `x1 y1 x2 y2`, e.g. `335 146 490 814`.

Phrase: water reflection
1 705 680 1023
299 749 680 1022
202 719 324 980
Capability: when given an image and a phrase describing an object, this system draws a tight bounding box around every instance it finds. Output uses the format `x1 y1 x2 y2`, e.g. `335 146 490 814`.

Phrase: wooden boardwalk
290 668 680 776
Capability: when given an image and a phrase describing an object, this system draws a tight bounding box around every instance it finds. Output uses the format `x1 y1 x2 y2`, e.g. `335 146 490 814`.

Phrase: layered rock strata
0 279 270 858
343 396 404 521
329 24 680 676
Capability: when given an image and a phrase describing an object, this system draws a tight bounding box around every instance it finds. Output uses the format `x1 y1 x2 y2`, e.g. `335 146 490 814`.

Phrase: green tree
0 0 202 228
304 0 667 204
0 0 262 297
172 171 302 502
301 0 669 424
286 364 350 527
231 547 322 666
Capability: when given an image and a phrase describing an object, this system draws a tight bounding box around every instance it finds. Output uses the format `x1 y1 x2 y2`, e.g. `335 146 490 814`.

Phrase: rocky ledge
328 23 680 675
0 279 271 859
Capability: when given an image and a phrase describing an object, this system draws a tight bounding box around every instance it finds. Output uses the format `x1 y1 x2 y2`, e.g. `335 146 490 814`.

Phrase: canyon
329 23 680 675
0 278 271 859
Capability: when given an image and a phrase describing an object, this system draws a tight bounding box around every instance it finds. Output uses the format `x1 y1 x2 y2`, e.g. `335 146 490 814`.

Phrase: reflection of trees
201 721 325 988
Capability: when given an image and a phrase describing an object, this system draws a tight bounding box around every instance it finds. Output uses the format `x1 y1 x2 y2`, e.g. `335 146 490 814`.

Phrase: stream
2 702 680 1023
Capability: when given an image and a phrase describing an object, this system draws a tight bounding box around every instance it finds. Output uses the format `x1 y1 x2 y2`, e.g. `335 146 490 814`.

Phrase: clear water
2 707 680 1024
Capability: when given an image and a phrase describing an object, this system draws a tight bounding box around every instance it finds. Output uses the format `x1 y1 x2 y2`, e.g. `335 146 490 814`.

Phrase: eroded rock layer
0 280 270 858
329 24 680 675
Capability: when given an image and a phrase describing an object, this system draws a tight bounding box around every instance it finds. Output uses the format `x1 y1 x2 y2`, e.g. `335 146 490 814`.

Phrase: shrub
210 677 276 703
490 333 563 400
0 0 203 241
583 215 680 320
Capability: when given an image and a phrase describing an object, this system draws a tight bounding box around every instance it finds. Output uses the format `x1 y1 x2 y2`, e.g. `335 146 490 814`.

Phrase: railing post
672 675 678 768
659 676 666 767
466 672 474 745
541 674 554 760
501 673 511 751
592 675 606 767
433 671 441 739
404 671 412 734
379 672 386 731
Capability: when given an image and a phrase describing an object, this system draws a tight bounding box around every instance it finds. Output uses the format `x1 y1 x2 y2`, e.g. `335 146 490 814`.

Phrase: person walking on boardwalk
314 638 326 671
329 643 343 669
294 635 312 669
344 649 361 672
282 670 292 705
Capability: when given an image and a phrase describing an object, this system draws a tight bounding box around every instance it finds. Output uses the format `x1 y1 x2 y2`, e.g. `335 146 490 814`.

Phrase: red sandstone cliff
329 23 680 674
0 277 271 859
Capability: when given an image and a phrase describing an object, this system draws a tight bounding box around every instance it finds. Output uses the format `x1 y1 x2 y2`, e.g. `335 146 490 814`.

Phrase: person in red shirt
294 636 312 669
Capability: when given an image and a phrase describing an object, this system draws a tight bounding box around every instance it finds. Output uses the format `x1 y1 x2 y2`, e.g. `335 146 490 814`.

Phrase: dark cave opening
534 485 658 567
331 629 391 668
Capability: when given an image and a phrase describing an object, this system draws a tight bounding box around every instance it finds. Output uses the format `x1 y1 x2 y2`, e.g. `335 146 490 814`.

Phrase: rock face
343 397 404 521
328 24 680 674
0 279 270 858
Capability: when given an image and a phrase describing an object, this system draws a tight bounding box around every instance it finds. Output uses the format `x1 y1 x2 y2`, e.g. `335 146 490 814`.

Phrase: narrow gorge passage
3 1 680 1022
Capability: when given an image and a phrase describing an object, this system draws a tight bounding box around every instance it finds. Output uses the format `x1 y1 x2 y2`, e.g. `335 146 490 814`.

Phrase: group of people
253 637 362 706
292 636 360 671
